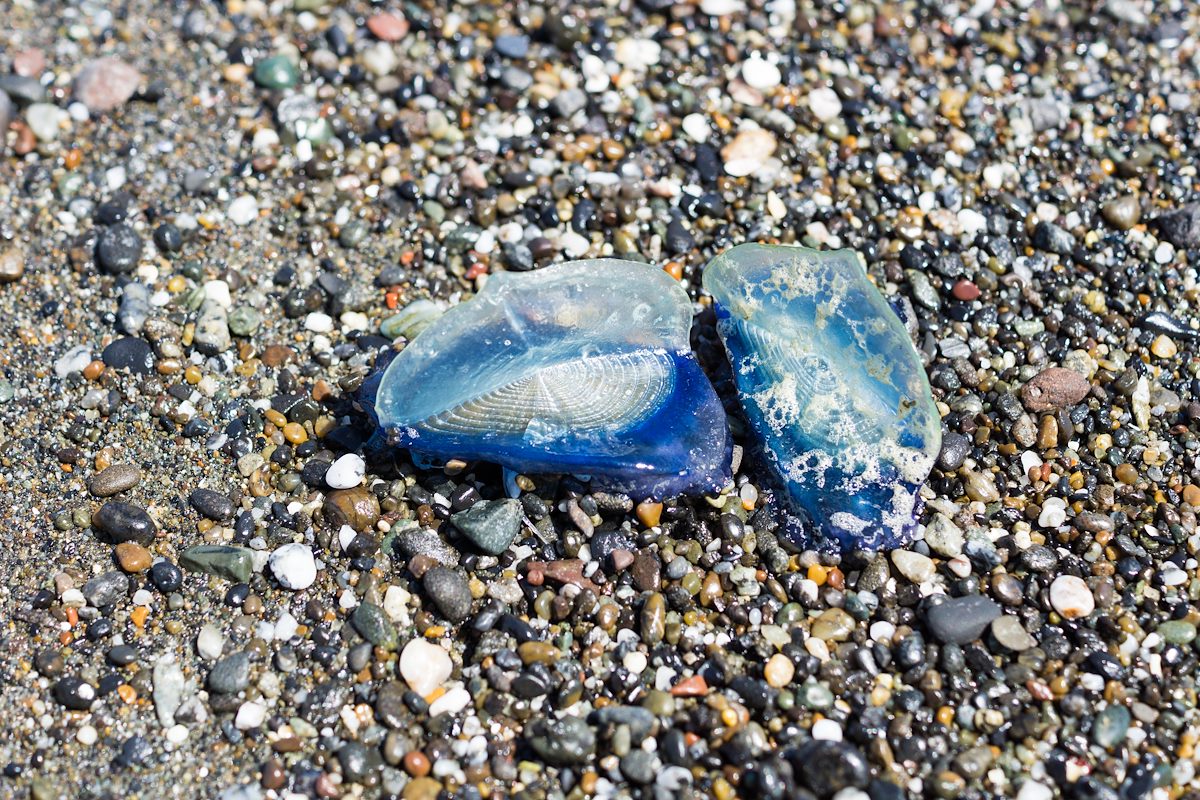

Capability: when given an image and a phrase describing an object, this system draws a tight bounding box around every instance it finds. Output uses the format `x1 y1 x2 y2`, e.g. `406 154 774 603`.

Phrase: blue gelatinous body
370 260 731 499
703 243 941 551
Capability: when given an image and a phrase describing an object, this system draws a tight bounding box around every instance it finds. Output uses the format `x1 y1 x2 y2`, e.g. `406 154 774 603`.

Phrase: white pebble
400 639 453 696
325 454 365 489
741 56 781 91
77 725 98 745
227 195 259 226
1049 574 1095 619
428 687 471 717
166 724 189 744
891 550 935 584
274 611 299 641
1038 497 1067 528
305 312 333 333
681 113 710 143
234 701 266 730
811 718 843 741
196 624 224 660
269 543 317 591
808 87 842 122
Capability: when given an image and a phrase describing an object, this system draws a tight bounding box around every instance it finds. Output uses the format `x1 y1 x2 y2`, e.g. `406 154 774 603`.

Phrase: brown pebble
1020 367 1090 412
1182 485 1200 508
260 344 297 367
260 759 286 790
89 463 141 497
1037 415 1058 450
324 486 380 532
115 542 152 573
403 750 431 777
0 244 25 284
635 500 663 528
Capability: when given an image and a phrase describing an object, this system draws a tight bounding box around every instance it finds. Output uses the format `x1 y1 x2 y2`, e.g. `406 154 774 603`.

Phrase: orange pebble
131 606 149 628
807 564 828 585
671 675 709 697
117 684 137 704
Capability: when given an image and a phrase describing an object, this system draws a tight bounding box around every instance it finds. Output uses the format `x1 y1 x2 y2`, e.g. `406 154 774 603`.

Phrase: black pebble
101 337 154 374
96 223 143 274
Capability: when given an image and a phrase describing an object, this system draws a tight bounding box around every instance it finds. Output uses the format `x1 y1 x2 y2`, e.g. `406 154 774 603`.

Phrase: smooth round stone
115 542 152 573
352 602 398 650
1091 704 1131 748
325 454 365 489
269 543 316 591
367 12 409 42
810 608 854 642
26 103 61 141
93 501 157 546
990 615 1037 651
1156 619 1197 644
741 56 781 90
924 595 1001 645
0 244 24 284
1049 575 1095 619
208 651 251 693
808 87 843 122
54 677 96 710
189 488 234 521
89 464 141 497
101 337 154 374
1038 497 1067 528
253 56 299 89
422 566 472 622
74 57 142 112
891 550 935 583
227 306 261 336
1102 195 1141 230
196 624 224 660
399 639 452 696
764 654 794 688
96 223 143 274
227 195 259 226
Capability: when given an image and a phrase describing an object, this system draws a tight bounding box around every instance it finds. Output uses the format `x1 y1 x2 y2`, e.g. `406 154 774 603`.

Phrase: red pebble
367 12 409 42
951 279 980 301
13 49 46 78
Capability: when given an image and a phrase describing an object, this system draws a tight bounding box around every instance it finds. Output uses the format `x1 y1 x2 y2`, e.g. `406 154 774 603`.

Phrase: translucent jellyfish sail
370 260 731 499
703 243 941 551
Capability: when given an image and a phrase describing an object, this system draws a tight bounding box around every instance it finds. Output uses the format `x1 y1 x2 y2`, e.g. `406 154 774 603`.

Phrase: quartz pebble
324 454 365 489
1049 575 1095 619
269 543 317 590
399 639 452 696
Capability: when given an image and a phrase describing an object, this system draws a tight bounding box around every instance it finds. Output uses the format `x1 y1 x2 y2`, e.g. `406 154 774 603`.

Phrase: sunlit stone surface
703 243 941 551
368 260 731 499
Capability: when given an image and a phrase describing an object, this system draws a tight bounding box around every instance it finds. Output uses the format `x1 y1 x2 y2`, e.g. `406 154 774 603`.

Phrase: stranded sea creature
703 243 941 551
365 260 731 499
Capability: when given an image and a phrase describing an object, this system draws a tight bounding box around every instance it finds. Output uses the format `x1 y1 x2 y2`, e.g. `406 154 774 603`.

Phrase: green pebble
1092 704 1131 748
796 679 834 710
254 55 300 89
180 545 254 583
1156 619 1196 645
228 306 262 337
351 602 398 650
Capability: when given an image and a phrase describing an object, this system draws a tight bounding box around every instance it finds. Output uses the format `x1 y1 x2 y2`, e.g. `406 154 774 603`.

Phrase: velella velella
365 260 732 499
703 243 941 551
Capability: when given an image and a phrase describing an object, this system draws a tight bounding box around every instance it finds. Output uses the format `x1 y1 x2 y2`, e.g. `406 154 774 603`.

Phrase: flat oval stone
352 602 398 650
924 594 1001 645
93 501 157 546
1020 367 1090 412
101 337 154 374
89 464 141 497
180 545 254 583
1049 575 1095 619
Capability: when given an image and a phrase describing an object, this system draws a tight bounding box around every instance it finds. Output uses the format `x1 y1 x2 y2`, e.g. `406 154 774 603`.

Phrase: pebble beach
1 0 1200 798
